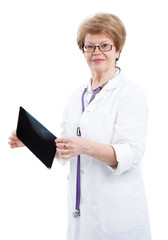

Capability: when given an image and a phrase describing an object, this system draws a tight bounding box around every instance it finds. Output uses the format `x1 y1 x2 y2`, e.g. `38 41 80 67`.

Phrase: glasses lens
84 45 94 52
100 44 112 51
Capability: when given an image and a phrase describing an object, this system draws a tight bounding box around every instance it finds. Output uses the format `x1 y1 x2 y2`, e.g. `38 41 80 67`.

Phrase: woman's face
84 33 120 74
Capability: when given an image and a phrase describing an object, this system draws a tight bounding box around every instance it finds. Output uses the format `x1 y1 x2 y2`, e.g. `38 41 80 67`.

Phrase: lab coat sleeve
107 85 148 175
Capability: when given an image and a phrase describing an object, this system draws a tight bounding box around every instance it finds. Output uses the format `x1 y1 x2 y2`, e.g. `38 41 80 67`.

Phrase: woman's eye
101 44 108 48
87 45 94 49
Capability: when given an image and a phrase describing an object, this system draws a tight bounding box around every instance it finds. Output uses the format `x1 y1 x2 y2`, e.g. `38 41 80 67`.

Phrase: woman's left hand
55 137 87 159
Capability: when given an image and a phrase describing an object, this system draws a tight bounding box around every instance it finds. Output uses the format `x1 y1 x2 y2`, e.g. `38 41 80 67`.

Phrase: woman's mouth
92 59 105 63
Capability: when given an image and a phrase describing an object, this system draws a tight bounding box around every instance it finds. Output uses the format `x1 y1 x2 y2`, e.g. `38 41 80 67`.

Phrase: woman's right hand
8 130 25 148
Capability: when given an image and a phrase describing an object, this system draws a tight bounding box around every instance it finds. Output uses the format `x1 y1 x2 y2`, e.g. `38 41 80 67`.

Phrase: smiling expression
84 33 120 74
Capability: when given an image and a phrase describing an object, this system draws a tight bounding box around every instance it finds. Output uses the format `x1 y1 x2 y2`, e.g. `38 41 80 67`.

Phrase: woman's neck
91 67 117 91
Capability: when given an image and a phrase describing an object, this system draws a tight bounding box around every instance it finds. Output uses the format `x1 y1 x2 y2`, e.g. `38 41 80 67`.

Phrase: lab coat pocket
100 184 145 234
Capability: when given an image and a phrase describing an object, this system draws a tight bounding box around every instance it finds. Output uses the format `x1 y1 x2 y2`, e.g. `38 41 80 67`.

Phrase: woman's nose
93 46 102 54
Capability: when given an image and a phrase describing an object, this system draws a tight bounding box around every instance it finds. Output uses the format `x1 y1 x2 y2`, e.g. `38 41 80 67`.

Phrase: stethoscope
73 68 121 218
73 85 103 218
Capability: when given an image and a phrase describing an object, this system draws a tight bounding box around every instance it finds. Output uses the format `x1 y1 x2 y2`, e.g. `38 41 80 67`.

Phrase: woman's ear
116 51 121 61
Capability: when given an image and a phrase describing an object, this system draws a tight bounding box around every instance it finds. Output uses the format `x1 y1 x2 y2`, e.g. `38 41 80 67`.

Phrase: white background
0 0 168 239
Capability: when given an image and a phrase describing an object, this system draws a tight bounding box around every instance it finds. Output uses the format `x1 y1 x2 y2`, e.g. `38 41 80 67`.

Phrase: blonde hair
77 13 126 54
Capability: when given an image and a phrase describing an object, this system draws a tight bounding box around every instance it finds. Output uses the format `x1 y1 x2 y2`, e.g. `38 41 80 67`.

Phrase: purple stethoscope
73 86 102 218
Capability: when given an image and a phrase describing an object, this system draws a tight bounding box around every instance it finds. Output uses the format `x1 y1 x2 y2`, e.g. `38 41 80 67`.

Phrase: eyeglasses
83 44 114 53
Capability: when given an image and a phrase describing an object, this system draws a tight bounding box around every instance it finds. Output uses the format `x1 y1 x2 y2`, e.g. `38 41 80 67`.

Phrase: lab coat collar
84 68 124 93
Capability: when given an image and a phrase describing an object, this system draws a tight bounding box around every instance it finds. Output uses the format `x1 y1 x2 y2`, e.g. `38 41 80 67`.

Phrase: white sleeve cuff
105 144 138 175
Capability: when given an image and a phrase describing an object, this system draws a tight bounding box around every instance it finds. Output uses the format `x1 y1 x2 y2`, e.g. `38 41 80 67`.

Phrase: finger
58 148 77 158
59 153 72 159
56 143 65 148
57 148 70 154
11 144 17 149
57 143 72 150
9 136 18 141
8 142 16 148
56 138 70 144
12 130 17 136
8 140 15 145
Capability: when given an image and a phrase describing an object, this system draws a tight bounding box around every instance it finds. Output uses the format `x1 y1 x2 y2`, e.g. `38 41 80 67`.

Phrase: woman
9 13 151 240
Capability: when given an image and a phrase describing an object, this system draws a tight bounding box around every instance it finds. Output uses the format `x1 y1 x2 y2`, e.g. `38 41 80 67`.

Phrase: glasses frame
83 44 114 53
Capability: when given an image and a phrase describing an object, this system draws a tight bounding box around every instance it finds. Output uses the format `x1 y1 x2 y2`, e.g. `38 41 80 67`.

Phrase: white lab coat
58 70 151 240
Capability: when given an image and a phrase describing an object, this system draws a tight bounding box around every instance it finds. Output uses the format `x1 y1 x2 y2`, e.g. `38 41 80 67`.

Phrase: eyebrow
85 40 111 45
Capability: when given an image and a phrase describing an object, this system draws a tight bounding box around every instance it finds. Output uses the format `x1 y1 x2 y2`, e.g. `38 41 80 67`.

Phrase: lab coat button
81 198 85 204
80 169 84 174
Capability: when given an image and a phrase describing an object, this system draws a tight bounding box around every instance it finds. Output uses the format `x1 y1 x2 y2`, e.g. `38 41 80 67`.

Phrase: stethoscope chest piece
73 210 80 219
